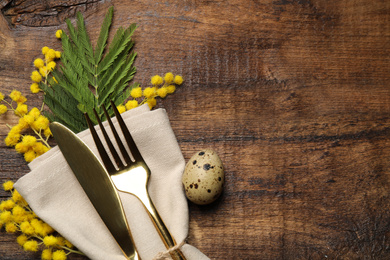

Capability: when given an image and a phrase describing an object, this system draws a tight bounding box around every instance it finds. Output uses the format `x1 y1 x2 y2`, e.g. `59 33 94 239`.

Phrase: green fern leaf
97 24 137 106
106 56 137 103
94 6 114 64
41 7 137 132
97 24 137 76
76 12 95 66
66 16 95 79
40 80 87 132
97 49 135 105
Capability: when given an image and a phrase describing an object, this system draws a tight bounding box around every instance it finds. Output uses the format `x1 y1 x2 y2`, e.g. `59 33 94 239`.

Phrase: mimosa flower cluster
0 91 51 162
30 46 61 93
120 72 184 113
0 181 83 260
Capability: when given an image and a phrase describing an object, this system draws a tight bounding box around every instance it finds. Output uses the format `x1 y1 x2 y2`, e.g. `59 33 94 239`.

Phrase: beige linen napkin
14 104 209 260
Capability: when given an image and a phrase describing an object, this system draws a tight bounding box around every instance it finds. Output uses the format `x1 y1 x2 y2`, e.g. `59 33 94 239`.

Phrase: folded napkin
14 104 209 260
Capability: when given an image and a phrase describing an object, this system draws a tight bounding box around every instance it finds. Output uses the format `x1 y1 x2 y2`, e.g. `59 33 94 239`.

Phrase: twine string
152 240 186 260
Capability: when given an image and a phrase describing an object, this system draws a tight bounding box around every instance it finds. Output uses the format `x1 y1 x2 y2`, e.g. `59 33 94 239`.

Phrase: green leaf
76 12 95 66
40 7 137 132
97 23 137 75
66 16 95 78
97 24 137 107
40 80 87 132
97 49 135 105
106 56 137 104
94 6 114 64
60 30 95 89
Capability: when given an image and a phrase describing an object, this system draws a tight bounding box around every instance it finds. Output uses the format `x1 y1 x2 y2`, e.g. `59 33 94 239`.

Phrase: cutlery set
51 101 186 260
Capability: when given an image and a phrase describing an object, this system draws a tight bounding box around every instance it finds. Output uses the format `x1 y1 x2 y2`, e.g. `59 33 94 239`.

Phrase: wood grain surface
1 0 390 259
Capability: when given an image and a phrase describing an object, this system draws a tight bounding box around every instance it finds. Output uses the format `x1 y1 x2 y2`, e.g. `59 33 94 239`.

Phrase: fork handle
136 190 187 260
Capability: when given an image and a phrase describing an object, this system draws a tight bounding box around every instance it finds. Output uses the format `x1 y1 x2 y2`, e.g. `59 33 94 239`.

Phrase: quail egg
182 149 224 205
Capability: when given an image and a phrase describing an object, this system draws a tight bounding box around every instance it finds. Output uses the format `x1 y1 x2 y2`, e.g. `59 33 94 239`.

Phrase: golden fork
85 101 186 260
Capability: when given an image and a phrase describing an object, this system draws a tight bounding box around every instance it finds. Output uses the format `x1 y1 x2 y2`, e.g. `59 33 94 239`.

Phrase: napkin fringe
152 239 186 260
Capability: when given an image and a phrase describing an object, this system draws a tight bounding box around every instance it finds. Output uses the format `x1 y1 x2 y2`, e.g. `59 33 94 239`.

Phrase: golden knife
51 122 140 260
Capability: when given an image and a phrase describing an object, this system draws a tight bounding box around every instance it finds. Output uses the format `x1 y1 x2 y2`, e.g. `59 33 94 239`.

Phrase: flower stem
61 246 85 255
32 128 50 148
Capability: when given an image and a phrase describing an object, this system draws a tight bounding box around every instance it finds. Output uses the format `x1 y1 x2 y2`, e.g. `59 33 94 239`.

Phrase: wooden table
1 0 390 259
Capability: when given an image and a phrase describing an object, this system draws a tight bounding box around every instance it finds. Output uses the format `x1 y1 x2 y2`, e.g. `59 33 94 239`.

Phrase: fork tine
102 104 132 165
110 100 143 162
93 108 125 169
85 112 117 173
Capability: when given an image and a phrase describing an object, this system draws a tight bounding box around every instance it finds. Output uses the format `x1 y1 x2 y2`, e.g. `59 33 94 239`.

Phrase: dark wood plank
1 0 390 259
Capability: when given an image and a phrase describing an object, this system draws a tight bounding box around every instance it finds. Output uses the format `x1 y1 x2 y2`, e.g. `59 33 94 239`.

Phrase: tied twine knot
152 240 186 260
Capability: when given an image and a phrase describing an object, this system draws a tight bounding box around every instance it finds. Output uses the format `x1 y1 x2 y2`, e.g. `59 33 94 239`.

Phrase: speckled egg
182 149 224 205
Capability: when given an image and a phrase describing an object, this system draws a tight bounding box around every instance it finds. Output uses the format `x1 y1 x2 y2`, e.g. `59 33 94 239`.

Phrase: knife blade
50 122 140 260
